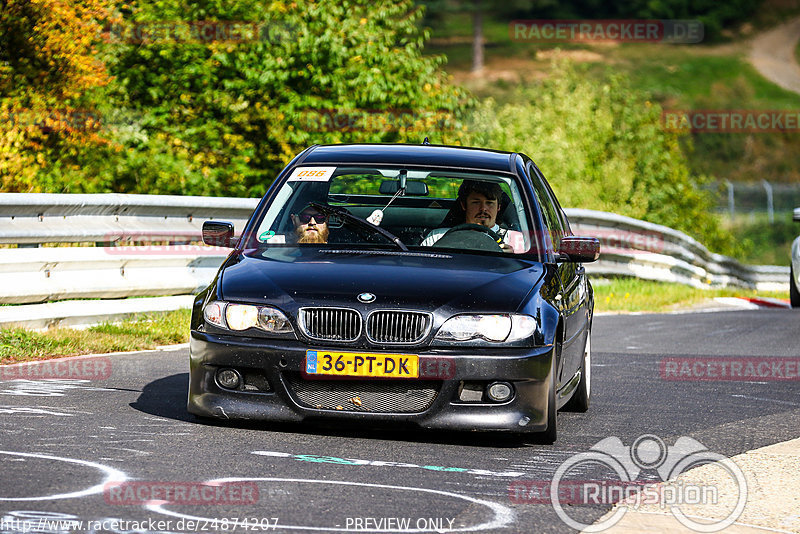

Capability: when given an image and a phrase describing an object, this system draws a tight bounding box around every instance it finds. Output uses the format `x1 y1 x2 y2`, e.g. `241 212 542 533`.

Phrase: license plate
305 350 419 378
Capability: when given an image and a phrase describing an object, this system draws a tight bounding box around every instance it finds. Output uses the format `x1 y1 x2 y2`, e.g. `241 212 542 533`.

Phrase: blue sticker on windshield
306 350 318 374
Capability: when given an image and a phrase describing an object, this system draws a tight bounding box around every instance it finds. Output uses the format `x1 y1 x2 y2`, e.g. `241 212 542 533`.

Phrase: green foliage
100 0 470 197
727 214 798 266
0 0 115 192
466 60 736 253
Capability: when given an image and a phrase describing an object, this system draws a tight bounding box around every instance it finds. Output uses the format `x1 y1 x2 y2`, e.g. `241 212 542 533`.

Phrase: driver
291 204 330 244
421 180 513 252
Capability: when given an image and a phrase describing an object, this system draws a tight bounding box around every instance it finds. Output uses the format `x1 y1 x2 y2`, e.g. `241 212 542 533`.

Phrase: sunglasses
297 211 328 224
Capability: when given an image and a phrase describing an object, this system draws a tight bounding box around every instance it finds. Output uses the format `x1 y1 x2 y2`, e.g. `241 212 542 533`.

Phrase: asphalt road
1 309 799 534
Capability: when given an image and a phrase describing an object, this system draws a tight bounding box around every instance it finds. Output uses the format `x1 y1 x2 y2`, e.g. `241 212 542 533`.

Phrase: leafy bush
100 0 470 197
0 0 115 192
1 0 471 196
466 60 736 253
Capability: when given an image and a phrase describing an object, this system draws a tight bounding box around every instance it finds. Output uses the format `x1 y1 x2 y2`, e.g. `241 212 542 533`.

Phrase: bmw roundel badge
357 292 376 303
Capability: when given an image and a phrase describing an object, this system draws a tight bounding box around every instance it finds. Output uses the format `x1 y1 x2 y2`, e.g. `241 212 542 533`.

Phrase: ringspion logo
510 434 746 532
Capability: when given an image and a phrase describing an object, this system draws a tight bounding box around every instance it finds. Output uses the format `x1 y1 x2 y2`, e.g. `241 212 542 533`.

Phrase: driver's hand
499 242 513 253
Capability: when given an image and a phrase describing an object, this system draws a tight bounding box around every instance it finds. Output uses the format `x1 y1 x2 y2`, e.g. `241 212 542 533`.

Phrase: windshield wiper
308 202 409 252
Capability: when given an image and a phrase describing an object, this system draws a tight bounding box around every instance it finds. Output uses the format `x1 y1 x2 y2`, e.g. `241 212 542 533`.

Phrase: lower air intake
284 373 439 413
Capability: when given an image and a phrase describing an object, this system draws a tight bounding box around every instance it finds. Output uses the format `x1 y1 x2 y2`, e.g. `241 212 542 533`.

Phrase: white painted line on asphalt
149 476 516 532
0 451 127 501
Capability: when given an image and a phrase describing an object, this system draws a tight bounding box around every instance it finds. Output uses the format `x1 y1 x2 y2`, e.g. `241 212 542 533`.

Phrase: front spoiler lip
187 330 556 432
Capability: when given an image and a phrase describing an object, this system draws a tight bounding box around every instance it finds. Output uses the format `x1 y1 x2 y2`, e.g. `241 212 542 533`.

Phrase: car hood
218 248 544 314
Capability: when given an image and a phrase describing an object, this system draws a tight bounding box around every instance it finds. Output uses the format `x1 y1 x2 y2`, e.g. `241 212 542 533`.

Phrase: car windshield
249 166 540 257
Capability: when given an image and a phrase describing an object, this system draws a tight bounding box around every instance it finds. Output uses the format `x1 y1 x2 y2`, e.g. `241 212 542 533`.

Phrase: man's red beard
296 226 329 244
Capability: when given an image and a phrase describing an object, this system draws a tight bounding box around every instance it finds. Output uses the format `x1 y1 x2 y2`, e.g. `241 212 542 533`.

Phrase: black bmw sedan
188 143 599 443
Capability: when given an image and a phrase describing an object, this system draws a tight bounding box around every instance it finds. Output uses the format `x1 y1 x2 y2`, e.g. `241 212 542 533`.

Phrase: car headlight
203 301 294 336
226 304 259 331
258 307 294 334
204 301 225 327
435 314 537 343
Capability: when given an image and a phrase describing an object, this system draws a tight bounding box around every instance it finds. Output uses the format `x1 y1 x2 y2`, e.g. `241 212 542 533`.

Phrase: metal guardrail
0 193 258 244
567 209 789 291
0 194 791 314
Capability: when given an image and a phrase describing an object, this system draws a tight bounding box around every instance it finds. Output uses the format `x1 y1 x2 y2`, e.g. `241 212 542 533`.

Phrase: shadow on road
130 372 194 422
129 373 541 448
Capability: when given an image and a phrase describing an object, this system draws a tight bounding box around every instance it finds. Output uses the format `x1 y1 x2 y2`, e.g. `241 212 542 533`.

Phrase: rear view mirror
202 221 236 248
794 207 800 222
379 180 429 196
558 236 600 263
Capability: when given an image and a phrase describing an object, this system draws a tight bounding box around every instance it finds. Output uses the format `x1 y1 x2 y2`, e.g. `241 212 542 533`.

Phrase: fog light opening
216 368 242 390
487 381 513 402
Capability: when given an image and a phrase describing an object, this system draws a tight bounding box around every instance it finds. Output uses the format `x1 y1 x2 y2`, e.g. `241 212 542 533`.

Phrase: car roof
298 143 519 173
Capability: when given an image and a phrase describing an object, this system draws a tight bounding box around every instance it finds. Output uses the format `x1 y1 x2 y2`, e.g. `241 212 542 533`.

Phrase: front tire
564 331 591 412
791 266 800 308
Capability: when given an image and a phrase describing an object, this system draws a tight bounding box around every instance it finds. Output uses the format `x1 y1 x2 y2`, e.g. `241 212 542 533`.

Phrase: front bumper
187 331 555 433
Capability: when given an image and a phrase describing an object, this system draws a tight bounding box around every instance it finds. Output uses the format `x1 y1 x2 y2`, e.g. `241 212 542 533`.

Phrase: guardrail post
724 179 735 220
761 179 774 224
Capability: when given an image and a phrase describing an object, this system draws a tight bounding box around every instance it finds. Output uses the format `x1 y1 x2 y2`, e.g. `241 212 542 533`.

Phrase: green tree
420 0 555 72
0 0 115 191
102 0 470 197
467 60 735 253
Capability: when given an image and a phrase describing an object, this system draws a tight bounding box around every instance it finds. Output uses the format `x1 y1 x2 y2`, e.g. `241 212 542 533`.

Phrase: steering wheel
433 223 503 251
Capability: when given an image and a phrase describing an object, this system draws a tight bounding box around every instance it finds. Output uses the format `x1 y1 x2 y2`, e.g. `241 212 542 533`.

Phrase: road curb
0 343 190 369
741 297 792 309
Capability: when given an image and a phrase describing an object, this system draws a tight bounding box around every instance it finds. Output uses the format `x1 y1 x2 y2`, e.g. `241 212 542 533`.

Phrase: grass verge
0 280 793 364
0 309 190 364
593 278 789 313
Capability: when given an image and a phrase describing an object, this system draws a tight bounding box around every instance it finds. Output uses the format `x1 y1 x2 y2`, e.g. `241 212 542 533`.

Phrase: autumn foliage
0 0 116 191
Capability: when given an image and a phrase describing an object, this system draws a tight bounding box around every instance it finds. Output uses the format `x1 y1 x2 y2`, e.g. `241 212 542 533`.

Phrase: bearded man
292 206 330 244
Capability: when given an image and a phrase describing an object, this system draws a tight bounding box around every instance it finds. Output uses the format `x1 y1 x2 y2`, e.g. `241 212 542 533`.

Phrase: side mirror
794 207 800 222
202 221 236 248
558 236 600 263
